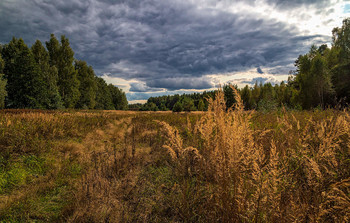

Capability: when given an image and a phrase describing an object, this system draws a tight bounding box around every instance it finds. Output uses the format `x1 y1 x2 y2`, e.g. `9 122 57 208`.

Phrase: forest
0 34 128 110
139 19 350 112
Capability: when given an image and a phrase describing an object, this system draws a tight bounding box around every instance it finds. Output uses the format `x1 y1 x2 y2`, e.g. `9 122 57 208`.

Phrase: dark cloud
146 77 214 90
0 0 335 100
266 0 331 9
129 82 162 92
257 67 264 74
242 77 279 85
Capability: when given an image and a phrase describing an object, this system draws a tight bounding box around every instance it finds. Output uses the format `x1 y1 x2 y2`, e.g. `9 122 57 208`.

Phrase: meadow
0 89 349 222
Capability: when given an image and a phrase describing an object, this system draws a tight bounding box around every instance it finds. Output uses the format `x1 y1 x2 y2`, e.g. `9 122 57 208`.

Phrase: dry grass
0 92 349 222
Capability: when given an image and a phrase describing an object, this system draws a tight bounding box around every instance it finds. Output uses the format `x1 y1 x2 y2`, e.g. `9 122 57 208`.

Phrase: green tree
311 53 334 108
197 99 205 111
223 84 237 109
295 53 314 108
95 77 114 110
240 85 252 110
295 46 334 109
331 19 350 104
172 101 183 112
182 97 196 112
46 34 80 108
108 84 128 110
2 37 43 108
251 82 261 109
46 34 60 68
0 53 6 108
159 102 168 111
0 74 6 109
75 60 97 109
31 40 62 109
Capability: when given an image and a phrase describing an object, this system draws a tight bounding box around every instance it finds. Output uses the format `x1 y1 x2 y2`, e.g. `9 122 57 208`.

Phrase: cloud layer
0 0 346 101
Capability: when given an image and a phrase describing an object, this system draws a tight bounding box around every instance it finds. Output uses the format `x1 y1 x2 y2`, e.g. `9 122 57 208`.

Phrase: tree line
137 18 350 112
0 34 128 110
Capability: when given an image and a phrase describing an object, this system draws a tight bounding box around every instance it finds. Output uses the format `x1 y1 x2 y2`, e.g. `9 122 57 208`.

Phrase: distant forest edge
134 19 350 112
0 34 128 110
1 19 350 111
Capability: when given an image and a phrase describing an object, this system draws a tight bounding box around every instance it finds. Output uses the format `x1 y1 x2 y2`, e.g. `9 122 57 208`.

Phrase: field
0 90 349 222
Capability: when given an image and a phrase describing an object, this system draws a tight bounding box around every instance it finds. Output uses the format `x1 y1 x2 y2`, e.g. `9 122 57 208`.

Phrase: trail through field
0 113 154 222
2 108 349 222
68 115 155 222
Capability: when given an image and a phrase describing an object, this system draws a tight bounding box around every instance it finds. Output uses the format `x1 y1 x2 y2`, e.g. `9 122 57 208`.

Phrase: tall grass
0 110 133 221
155 87 350 222
1 94 349 222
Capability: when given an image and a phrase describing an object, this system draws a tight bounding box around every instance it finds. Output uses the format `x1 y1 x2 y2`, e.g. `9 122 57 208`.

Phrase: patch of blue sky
344 4 350 13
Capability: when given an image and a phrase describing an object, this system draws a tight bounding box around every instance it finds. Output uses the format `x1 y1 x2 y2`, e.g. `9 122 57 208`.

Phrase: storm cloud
0 0 345 101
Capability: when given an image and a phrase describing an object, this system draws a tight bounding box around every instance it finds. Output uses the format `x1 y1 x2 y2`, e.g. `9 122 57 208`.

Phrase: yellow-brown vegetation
0 90 349 222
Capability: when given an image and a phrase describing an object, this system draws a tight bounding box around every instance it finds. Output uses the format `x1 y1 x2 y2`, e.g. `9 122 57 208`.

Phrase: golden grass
0 93 349 222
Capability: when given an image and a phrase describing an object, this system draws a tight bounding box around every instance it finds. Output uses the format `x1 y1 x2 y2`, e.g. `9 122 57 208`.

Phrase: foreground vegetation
0 89 349 222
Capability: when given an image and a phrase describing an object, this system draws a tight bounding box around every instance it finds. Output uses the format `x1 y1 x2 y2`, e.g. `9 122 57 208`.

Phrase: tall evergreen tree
2 38 43 108
31 40 62 109
46 34 80 108
95 77 114 110
46 34 60 68
223 84 238 109
240 85 252 109
75 60 97 109
107 84 128 110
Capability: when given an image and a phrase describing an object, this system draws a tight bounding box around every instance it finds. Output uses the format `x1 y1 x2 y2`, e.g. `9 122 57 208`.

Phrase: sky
0 0 349 103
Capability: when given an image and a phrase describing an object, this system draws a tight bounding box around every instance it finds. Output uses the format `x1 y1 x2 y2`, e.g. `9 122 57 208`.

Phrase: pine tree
75 60 97 109
95 77 114 110
2 38 42 108
223 84 237 109
46 34 80 108
240 85 252 109
46 34 60 68
107 84 128 110
31 40 62 109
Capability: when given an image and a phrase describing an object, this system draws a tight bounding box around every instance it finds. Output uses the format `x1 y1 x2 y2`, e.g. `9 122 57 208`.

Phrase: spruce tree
46 34 80 108
107 84 128 110
46 34 60 68
95 77 114 110
75 60 97 109
2 38 42 108
31 40 62 109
